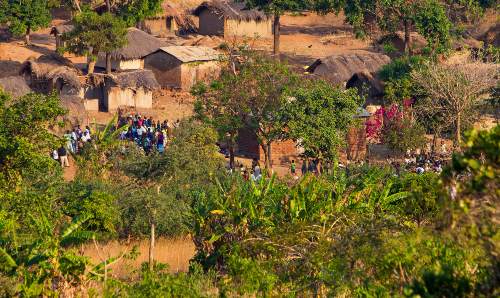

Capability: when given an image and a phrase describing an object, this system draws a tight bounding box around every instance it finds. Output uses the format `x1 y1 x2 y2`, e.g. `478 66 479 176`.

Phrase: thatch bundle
20 53 82 93
0 76 32 98
105 28 168 60
193 0 269 22
307 52 391 85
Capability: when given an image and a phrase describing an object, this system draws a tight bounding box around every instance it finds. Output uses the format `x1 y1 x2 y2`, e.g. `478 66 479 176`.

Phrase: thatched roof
104 28 168 61
0 60 23 78
0 76 32 98
193 0 269 22
50 24 74 36
91 70 160 90
20 53 82 92
307 52 391 85
146 2 197 33
154 46 220 62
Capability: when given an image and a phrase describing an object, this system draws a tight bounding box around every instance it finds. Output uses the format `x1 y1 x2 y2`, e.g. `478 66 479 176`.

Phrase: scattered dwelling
50 24 74 51
193 0 272 39
346 108 371 162
0 76 32 98
85 70 160 112
20 53 83 97
144 46 220 91
138 2 196 37
96 28 167 71
307 52 391 103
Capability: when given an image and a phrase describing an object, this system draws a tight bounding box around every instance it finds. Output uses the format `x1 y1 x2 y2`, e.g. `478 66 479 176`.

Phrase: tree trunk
148 221 155 270
454 113 461 151
25 27 31 46
403 19 412 56
260 143 271 170
105 53 112 74
87 59 96 74
74 0 82 12
105 0 111 12
273 13 280 60
228 141 235 170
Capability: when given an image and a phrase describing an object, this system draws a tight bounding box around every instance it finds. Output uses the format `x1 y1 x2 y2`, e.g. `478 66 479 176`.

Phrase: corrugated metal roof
157 46 220 63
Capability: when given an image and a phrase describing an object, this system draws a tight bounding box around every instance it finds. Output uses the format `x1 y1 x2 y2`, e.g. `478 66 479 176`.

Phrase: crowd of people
118 114 180 154
52 125 93 167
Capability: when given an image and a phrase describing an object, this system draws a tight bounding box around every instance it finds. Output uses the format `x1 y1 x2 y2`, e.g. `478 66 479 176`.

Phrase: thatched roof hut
105 70 161 90
346 71 385 105
193 0 269 22
0 76 32 98
307 52 391 86
106 28 167 61
138 1 196 36
96 28 168 71
193 1 272 38
20 53 82 95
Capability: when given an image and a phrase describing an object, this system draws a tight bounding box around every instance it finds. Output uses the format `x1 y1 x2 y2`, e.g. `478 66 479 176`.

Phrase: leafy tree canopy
286 79 363 160
0 0 51 43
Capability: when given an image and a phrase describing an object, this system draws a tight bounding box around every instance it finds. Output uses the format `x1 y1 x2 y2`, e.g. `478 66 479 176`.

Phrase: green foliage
106 262 216 297
414 0 452 54
62 9 127 59
63 180 120 235
286 79 362 160
117 0 163 27
0 0 51 38
382 116 427 153
378 55 427 103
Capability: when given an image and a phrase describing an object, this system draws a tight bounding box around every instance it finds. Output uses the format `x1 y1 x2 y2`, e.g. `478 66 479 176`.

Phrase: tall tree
316 0 451 55
412 62 497 150
0 0 52 45
241 0 310 58
239 55 300 169
286 79 362 165
62 10 127 74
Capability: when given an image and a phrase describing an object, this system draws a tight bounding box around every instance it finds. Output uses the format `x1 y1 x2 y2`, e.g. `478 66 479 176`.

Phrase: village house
193 0 272 39
50 24 74 52
96 28 167 71
137 2 196 37
84 70 160 112
307 52 391 104
20 53 83 97
144 45 220 91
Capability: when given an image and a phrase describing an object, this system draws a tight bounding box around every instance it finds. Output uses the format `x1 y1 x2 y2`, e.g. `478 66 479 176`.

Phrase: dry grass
81 237 195 280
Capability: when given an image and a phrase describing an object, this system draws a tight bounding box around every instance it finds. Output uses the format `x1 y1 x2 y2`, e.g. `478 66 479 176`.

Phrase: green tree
0 0 52 45
286 79 362 165
239 55 300 169
62 10 127 74
240 0 310 57
117 0 163 27
317 0 451 55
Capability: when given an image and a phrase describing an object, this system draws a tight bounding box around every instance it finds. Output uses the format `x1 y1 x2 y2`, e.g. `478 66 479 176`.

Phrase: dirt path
63 155 77 182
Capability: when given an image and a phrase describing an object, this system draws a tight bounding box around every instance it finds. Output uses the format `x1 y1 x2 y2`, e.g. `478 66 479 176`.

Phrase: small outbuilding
86 70 160 112
96 28 167 71
144 46 220 91
20 53 83 97
50 24 74 52
138 2 196 37
193 0 272 39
